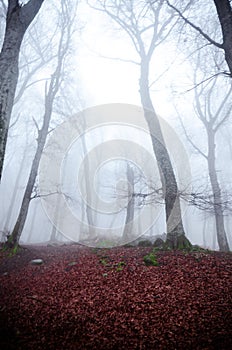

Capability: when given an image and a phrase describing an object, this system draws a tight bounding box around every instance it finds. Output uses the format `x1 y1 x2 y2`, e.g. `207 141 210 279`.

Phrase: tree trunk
3 141 28 231
49 195 61 243
122 163 135 242
213 0 232 76
80 124 96 238
4 0 72 248
139 58 190 249
0 0 44 181
202 210 207 248
26 203 37 243
6 108 51 248
208 130 229 251
6 64 63 248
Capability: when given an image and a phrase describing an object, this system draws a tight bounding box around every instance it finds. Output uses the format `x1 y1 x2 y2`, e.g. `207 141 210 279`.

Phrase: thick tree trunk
213 0 232 76
0 0 44 181
139 58 190 248
208 131 229 251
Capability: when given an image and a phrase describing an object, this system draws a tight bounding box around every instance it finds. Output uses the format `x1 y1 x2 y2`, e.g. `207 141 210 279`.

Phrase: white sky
74 2 192 117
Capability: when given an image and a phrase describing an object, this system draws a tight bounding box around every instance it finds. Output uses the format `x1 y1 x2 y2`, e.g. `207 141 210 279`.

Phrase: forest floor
0 244 231 350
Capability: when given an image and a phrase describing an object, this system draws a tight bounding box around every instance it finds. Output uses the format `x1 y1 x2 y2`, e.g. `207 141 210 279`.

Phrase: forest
0 0 231 349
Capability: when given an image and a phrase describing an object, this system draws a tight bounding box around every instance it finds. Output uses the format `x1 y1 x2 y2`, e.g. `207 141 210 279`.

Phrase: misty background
0 0 231 250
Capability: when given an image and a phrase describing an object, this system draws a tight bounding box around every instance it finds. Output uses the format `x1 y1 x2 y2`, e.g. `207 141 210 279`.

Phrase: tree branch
165 0 223 49
177 107 208 159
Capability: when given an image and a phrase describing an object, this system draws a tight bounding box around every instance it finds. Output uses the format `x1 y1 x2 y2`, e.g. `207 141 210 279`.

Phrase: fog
0 0 231 251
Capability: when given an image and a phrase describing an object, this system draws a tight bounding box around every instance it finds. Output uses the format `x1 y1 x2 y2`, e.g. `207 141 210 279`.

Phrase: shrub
115 261 126 272
143 252 159 266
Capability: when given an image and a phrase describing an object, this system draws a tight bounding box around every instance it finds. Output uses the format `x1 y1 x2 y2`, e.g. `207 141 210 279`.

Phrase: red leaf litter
0 245 231 349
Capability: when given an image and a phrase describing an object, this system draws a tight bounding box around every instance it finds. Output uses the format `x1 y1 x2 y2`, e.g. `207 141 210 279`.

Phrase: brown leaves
0 246 231 349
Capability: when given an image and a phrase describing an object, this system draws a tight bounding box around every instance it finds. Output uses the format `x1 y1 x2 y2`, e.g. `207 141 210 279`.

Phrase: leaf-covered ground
0 244 231 349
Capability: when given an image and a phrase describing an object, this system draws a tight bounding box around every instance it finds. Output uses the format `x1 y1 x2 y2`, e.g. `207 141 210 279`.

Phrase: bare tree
213 0 232 76
89 0 191 248
79 118 96 234
6 1 76 248
0 0 45 181
3 128 32 233
178 61 231 251
166 0 232 77
122 162 135 241
165 0 231 251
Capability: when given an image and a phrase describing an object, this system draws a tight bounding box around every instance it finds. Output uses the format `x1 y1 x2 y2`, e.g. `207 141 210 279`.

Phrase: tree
213 0 232 76
178 58 231 251
0 0 45 182
89 0 191 248
122 162 135 241
165 0 231 251
3 127 31 234
79 117 96 235
6 1 75 248
166 0 232 77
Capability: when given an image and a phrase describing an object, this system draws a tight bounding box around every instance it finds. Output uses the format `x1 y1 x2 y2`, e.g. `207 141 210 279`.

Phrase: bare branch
180 189 232 214
182 72 225 94
176 106 208 159
165 0 223 49
213 83 232 130
214 102 232 132
93 52 139 65
87 1 141 55
149 55 178 88
32 116 39 132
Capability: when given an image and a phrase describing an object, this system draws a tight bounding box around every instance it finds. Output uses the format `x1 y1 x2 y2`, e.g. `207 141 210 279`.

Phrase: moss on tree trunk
165 233 192 250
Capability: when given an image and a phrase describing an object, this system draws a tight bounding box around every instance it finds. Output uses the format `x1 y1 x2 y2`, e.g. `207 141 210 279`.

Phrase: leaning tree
5 0 77 247
89 0 191 249
0 0 45 181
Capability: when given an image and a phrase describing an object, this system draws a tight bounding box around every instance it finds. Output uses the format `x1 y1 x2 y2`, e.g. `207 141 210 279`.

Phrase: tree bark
139 58 190 249
213 0 232 76
6 63 63 248
3 143 28 231
208 129 229 251
122 163 135 242
0 0 44 181
80 120 96 239
6 103 51 247
5 1 73 248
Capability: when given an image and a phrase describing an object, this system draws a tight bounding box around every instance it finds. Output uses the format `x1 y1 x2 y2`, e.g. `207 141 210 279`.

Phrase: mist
0 0 231 250
1 1 232 349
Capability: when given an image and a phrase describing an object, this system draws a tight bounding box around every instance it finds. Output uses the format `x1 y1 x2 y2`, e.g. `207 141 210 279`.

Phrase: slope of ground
0 244 231 349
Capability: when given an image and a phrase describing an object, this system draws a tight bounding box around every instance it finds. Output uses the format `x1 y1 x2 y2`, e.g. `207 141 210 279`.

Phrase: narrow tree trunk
6 68 62 248
122 163 135 242
202 210 207 248
213 0 232 76
0 0 44 181
49 195 61 243
80 127 95 238
139 58 190 249
208 130 229 251
27 204 37 243
6 108 51 248
5 1 72 248
3 143 28 231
